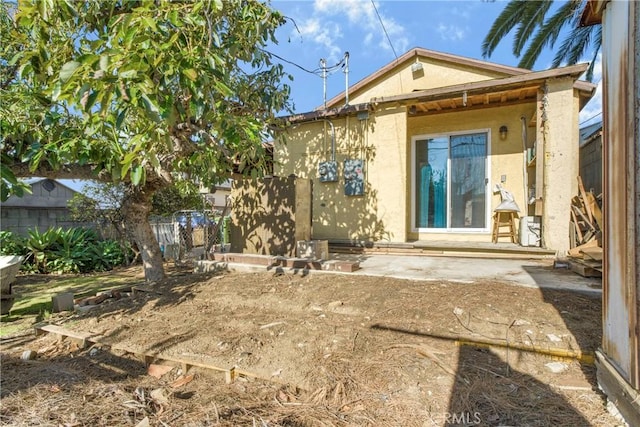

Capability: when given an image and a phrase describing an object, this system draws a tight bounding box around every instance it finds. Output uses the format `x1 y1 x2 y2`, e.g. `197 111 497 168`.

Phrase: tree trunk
122 187 166 282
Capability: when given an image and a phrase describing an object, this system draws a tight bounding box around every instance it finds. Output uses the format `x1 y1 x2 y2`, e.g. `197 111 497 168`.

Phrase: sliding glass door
414 131 488 231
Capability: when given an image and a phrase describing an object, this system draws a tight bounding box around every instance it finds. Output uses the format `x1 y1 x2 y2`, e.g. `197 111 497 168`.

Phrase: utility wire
260 48 322 76
260 48 346 77
579 111 602 126
371 0 398 60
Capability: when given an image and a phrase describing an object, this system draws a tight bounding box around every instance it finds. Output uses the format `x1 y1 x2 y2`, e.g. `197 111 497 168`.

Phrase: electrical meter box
318 161 338 182
344 159 364 196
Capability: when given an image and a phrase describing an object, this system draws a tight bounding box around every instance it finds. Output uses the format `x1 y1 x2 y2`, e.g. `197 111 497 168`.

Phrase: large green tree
482 0 601 81
1 0 292 281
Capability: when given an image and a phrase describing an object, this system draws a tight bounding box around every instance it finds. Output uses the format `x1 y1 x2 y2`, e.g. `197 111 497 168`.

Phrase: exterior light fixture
499 125 508 140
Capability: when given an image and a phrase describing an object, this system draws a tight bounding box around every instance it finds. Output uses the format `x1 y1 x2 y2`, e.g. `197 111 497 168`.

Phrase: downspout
320 119 336 162
521 115 529 214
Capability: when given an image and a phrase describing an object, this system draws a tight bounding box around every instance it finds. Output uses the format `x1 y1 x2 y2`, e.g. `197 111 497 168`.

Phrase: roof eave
371 63 591 106
281 103 372 125
580 0 606 26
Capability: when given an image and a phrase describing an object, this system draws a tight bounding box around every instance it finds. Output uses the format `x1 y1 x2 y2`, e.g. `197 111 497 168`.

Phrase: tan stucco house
275 48 596 255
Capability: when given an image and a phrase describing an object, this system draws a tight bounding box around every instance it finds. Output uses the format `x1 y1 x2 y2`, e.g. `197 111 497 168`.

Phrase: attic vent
42 179 56 192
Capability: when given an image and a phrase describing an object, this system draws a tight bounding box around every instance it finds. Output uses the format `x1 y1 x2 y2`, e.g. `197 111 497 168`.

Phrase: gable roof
323 47 531 110
322 47 596 111
19 178 84 194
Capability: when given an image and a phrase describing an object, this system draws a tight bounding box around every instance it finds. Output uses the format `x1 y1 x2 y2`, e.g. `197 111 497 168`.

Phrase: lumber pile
568 176 602 277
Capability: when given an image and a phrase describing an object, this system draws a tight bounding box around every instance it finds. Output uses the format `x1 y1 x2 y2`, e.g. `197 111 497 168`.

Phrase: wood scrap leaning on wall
568 176 602 277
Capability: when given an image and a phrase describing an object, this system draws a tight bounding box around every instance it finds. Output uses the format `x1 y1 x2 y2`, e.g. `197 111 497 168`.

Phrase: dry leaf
170 374 194 388
150 388 169 405
148 364 173 379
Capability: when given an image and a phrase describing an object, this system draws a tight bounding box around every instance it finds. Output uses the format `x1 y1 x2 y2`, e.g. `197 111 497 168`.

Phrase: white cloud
293 0 410 58
579 53 603 126
296 18 343 61
436 23 467 42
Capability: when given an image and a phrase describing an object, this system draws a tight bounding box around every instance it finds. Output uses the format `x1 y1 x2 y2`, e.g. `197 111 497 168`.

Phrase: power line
370 0 397 60
579 111 602 126
260 48 322 77
261 49 346 78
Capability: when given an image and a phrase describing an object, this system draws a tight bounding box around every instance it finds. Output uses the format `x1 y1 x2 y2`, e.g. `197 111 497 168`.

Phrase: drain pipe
344 52 350 107
521 115 529 213
319 119 336 162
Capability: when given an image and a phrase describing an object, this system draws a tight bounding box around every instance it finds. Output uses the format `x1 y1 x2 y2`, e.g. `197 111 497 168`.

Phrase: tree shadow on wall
229 175 302 257
273 115 392 248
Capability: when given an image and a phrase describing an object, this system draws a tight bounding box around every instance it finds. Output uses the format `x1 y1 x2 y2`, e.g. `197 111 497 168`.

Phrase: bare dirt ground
0 266 623 426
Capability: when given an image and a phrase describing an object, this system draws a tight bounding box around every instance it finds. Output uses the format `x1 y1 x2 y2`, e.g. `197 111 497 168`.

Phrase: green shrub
0 231 26 256
47 228 100 274
24 227 61 273
3 226 131 274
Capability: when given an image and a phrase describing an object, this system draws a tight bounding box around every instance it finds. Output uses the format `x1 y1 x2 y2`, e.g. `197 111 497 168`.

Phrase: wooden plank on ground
581 247 603 262
35 324 96 348
569 259 602 278
34 323 300 389
568 239 598 258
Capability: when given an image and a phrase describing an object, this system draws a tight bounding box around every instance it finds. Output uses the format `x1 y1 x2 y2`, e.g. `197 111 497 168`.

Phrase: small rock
547 334 563 342
453 307 464 316
74 304 98 313
89 348 99 357
21 350 37 360
545 362 569 373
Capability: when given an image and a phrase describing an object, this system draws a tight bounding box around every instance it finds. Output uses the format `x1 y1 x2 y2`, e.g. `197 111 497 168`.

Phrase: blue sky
268 0 602 127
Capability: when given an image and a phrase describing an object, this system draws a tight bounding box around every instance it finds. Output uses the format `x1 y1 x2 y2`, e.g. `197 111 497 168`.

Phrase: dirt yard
0 266 623 426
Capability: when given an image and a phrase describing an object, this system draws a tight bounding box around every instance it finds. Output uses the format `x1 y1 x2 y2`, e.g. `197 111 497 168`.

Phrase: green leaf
115 109 127 129
183 68 197 81
99 55 109 72
130 164 144 185
214 80 233 97
141 16 157 32
119 69 137 79
59 61 81 83
169 10 180 26
141 93 161 119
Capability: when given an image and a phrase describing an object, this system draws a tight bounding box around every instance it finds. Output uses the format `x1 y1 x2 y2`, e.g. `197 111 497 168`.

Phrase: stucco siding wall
276 110 406 242
347 59 509 106
540 77 580 255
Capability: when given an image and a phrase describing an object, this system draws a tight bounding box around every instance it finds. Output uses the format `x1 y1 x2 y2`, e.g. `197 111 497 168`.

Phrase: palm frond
518 0 576 69
584 26 602 82
482 0 528 58
513 0 553 57
552 25 595 67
